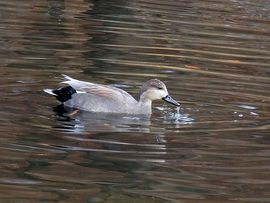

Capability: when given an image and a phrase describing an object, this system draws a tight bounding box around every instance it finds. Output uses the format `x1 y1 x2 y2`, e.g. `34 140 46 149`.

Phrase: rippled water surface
1 0 270 202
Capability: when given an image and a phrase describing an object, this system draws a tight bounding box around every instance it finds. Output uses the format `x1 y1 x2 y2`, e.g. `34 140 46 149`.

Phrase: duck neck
138 97 152 114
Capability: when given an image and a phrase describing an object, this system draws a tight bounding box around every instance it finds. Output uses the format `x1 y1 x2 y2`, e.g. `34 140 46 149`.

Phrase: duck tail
43 86 76 103
60 74 88 94
62 74 74 81
43 88 57 96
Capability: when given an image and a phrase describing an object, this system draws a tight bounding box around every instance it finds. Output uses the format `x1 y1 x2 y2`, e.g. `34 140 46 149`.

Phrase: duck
44 75 180 114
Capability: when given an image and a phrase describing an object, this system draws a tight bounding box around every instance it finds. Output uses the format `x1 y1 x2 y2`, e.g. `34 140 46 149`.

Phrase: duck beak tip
162 95 180 106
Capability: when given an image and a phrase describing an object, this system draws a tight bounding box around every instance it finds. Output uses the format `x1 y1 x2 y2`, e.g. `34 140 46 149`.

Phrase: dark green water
0 0 270 202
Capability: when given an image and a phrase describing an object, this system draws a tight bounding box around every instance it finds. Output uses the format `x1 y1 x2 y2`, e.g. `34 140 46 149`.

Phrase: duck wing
61 75 136 102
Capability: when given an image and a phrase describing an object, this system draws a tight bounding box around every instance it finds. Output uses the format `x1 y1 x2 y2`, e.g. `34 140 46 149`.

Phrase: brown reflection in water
0 0 91 73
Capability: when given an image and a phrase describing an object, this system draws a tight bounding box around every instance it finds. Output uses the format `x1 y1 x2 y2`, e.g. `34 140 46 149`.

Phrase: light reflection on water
0 0 270 202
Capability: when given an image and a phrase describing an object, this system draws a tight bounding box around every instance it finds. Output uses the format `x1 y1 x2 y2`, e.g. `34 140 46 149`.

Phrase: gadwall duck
44 75 180 114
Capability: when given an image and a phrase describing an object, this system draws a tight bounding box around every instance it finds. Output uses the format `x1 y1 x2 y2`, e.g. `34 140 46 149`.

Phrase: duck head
139 79 180 106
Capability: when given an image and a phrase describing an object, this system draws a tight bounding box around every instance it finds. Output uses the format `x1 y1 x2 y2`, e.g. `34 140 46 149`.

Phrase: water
1 0 270 202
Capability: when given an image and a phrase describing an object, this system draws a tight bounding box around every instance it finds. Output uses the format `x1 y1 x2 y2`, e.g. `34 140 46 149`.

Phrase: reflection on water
53 105 153 133
0 0 270 202
52 105 193 134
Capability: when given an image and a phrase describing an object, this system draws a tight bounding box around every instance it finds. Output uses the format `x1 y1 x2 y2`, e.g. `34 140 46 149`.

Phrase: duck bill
162 95 180 106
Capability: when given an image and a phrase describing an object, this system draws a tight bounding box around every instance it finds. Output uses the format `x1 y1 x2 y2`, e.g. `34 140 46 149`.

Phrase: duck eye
158 87 163 90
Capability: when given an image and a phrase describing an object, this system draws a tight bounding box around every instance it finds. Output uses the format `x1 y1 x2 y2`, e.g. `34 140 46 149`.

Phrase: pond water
1 0 270 202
